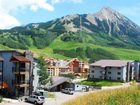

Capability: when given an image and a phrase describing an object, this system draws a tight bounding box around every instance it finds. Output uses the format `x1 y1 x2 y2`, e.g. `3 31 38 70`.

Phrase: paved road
0 83 131 105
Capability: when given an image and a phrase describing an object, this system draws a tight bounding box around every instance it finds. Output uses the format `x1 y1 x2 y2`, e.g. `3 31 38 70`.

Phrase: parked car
25 95 45 105
61 88 74 95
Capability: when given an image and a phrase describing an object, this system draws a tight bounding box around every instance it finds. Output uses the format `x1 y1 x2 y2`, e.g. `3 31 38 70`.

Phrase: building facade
89 60 134 82
0 57 3 89
134 61 140 81
45 58 71 76
45 58 89 77
69 58 89 77
0 50 37 97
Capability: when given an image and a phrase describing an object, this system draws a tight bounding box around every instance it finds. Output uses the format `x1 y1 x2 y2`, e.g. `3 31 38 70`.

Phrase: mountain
0 7 140 61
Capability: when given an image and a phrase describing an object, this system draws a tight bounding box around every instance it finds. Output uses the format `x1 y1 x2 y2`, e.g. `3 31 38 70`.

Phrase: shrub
0 96 3 103
59 73 75 79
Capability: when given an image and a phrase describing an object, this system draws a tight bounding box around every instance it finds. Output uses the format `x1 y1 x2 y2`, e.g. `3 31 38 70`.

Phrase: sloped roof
45 76 71 89
90 60 133 67
10 56 31 62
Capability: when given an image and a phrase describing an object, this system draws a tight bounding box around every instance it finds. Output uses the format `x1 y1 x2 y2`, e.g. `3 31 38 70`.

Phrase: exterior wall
0 52 20 92
47 67 60 76
90 66 127 82
106 67 124 81
122 67 127 82
90 66 104 79
134 61 140 81
33 61 39 91
45 58 89 77
69 59 80 73
0 62 3 85
0 51 36 97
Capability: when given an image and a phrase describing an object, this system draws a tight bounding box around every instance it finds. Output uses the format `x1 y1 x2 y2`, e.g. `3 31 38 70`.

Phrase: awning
10 56 31 63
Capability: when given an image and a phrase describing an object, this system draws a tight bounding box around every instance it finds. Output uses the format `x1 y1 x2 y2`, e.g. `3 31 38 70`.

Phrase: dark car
61 88 74 95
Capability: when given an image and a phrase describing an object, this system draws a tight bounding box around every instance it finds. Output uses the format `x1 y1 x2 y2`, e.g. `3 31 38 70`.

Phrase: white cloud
0 0 54 29
0 0 83 29
51 0 83 5
0 11 20 29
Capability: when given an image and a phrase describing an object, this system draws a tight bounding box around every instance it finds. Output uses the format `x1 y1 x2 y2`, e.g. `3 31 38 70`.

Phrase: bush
0 96 3 103
61 33 83 42
59 73 75 79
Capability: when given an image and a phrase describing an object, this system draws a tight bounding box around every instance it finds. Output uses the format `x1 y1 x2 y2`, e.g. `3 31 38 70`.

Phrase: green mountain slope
29 36 140 61
1 36 140 61
0 7 140 61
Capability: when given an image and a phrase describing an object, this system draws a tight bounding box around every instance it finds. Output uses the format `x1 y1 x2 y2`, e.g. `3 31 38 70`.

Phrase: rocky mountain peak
100 7 115 14
95 7 125 22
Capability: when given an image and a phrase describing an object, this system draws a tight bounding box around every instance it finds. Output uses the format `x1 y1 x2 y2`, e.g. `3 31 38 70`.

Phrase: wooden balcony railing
12 67 30 73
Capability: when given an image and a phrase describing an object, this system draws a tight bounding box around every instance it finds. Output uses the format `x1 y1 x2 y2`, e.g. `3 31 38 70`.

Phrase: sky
0 0 140 29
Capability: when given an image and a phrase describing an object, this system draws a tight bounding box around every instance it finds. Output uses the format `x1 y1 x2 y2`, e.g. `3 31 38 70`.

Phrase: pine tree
37 56 49 85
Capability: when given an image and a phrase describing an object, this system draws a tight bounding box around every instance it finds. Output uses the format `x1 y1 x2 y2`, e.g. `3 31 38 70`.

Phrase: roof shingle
10 56 31 62
90 60 133 67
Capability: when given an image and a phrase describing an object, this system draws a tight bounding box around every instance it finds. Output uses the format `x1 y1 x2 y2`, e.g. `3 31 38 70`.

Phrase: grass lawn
79 80 122 86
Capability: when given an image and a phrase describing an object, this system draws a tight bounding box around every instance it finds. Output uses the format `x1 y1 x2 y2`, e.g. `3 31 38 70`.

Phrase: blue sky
0 0 140 29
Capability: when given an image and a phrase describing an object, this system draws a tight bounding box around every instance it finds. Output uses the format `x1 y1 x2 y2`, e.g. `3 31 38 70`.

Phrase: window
92 70 94 73
109 67 112 69
117 77 121 80
108 71 111 74
100 76 102 79
92 66 95 68
92 75 94 78
117 72 121 75
109 77 111 79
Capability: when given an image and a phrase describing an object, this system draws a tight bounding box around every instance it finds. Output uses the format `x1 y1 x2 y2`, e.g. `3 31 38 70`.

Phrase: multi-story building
134 61 140 81
0 57 3 89
89 60 135 82
79 61 89 77
0 50 38 97
68 58 79 73
68 58 89 77
45 58 71 76
45 58 89 77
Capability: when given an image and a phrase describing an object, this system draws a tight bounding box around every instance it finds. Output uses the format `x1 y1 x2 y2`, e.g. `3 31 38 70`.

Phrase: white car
61 88 74 95
25 95 45 105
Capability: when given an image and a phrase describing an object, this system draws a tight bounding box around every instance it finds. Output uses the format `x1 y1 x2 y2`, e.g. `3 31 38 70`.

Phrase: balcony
12 67 30 75
13 80 30 87
0 69 2 75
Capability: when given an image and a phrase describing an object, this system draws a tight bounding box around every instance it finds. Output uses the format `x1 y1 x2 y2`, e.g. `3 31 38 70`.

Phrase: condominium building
45 58 71 76
89 60 135 82
0 57 3 89
0 50 38 97
45 58 89 77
